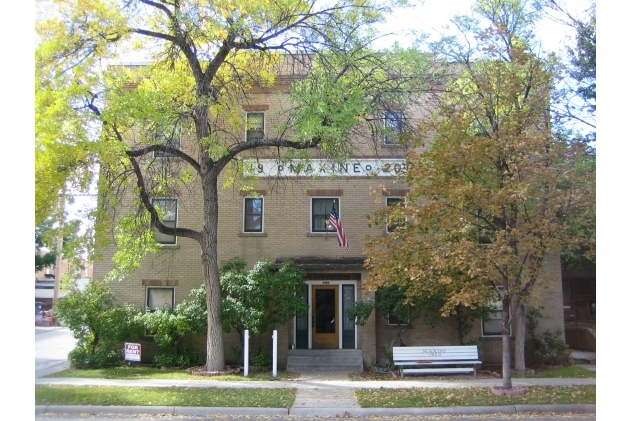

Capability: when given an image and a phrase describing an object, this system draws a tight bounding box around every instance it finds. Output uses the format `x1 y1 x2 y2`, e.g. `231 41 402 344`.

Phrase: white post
272 329 278 378
244 329 249 377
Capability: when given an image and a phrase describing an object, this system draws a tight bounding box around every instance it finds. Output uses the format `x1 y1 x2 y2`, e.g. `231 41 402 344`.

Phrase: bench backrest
393 346 479 362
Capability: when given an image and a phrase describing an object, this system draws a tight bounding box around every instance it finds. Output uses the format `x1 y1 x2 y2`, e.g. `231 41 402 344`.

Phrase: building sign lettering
244 159 408 178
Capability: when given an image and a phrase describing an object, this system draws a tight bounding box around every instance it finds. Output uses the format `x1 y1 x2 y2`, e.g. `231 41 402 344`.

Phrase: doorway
312 285 338 348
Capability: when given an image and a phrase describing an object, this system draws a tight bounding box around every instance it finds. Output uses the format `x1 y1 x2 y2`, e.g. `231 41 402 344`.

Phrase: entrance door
312 285 338 348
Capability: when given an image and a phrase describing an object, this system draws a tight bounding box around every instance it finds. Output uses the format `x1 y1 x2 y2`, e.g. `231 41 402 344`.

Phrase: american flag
329 204 349 251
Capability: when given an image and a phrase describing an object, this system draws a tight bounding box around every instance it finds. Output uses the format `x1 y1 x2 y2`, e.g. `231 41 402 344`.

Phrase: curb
36 404 596 417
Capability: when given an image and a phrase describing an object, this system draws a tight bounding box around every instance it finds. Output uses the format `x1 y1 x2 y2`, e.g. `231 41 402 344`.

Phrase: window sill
158 244 180 249
307 232 337 237
239 232 267 237
479 335 513 341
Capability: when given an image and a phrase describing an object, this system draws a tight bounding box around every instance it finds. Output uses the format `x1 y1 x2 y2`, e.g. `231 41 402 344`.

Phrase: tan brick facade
93 63 566 369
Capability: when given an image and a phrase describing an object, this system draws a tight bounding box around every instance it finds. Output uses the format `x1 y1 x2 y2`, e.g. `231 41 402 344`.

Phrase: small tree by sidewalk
220 259 309 359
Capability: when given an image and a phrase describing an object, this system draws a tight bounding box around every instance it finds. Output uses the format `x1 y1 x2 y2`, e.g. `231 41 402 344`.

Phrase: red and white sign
124 342 141 362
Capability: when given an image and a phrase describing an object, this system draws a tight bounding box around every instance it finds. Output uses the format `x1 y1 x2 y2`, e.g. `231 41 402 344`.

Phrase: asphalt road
36 327 76 377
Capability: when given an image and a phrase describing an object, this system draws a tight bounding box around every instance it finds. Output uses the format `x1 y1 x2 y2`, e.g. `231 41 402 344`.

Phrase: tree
35 217 82 273
36 0 432 371
364 0 595 389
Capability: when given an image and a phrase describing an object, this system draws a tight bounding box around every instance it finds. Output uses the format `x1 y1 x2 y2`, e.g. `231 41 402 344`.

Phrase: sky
374 0 593 52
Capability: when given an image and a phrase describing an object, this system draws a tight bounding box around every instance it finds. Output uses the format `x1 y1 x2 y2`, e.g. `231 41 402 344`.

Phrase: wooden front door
312 285 338 349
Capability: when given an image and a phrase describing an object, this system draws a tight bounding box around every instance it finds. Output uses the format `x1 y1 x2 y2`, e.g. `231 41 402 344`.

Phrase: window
146 287 174 312
244 197 263 232
311 198 339 232
388 312 409 326
386 197 405 233
246 112 264 141
482 288 507 336
154 125 182 158
384 110 404 145
152 198 177 244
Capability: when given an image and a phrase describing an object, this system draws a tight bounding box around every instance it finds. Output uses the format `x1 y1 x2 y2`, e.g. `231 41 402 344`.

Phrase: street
36 326 76 378
35 414 596 421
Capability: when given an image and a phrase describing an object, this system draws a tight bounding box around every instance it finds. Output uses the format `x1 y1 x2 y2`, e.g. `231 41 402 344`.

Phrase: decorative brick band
242 104 270 111
306 273 361 281
306 189 343 196
383 189 409 196
142 279 179 286
240 190 267 196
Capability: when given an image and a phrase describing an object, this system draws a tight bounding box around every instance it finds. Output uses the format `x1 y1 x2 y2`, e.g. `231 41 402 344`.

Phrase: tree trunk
501 292 512 389
513 299 527 372
201 175 225 372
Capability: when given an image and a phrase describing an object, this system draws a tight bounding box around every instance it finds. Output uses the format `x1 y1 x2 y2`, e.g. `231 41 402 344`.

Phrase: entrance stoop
286 349 364 372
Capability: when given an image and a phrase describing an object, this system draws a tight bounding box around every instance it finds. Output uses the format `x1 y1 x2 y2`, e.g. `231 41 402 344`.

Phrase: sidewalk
35 367 596 417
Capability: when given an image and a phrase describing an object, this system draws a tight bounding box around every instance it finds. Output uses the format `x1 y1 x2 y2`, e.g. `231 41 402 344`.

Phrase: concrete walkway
36 367 596 417
35 345 596 417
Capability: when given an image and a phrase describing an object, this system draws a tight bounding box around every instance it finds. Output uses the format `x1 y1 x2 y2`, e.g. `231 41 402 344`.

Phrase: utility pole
52 192 65 317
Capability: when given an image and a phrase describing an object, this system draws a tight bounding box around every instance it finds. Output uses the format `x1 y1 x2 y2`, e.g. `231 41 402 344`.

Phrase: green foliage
136 289 208 367
55 280 144 368
251 347 271 372
218 258 309 350
152 344 204 369
455 304 494 345
526 306 571 367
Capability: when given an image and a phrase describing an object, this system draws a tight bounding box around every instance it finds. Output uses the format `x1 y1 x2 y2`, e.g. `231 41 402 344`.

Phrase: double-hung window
152 198 177 244
146 287 174 312
386 197 405 233
311 198 339 233
246 112 265 141
384 110 404 145
482 288 508 336
244 197 263 232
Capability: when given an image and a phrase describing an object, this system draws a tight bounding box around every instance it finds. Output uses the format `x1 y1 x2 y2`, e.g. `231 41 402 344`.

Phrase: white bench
393 345 482 378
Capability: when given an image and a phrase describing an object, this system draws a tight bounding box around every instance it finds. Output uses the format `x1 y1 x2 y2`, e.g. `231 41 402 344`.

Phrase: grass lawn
47 366 298 381
516 365 596 378
355 386 596 408
354 364 595 381
35 385 296 408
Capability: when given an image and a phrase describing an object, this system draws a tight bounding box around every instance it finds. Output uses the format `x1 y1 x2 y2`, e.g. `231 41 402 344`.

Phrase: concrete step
287 362 364 372
287 349 363 372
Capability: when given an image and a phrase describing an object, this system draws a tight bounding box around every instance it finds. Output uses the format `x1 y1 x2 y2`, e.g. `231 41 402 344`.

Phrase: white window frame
311 197 340 233
146 287 175 312
482 288 510 337
246 112 265 141
386 197 406 233
387 311 409 326
151 198 178 245
384 110 404 145
243 196 264 233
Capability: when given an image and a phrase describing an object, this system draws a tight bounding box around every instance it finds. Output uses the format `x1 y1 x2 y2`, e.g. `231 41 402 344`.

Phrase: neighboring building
35 260 93 310
93 59 566 370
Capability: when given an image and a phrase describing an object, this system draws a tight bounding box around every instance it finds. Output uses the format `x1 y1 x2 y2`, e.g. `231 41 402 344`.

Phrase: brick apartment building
93 59 566 370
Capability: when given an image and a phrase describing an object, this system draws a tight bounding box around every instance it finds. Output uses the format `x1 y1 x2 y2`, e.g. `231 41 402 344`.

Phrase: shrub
136 289 207 368
55 279 144 369
526 306 572 367
251 347 271 372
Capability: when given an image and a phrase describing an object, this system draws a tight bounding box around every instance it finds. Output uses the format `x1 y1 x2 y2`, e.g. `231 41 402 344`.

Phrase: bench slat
394 360 482 366
402 367 474 374
393 345 481 378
